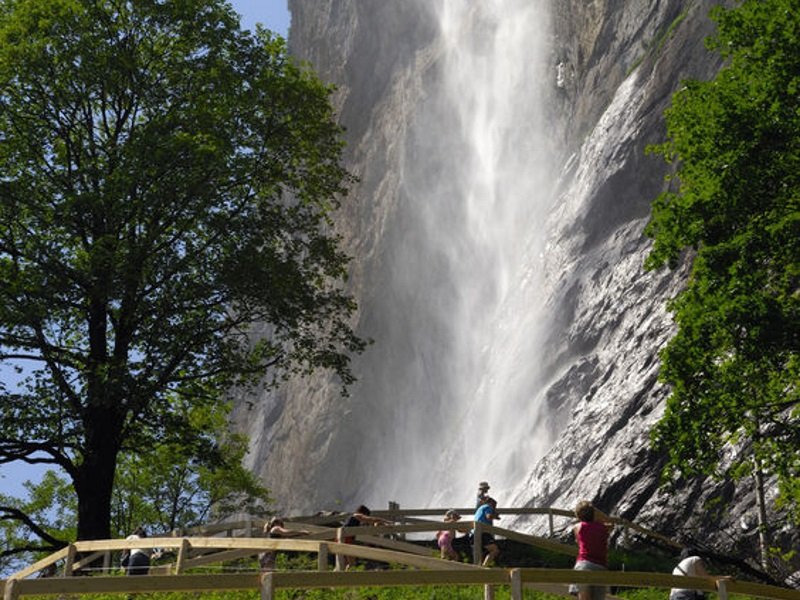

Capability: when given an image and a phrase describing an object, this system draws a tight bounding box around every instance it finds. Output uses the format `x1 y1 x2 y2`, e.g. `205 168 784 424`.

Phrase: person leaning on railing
123 526 151 576
569 501 613 600
341 505 393 569
259 517 311 571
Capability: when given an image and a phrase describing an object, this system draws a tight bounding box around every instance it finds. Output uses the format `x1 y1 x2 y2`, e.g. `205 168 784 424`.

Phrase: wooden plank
178 548 260 570
261 572 274 600
517 569 717 591
74 537 322 553
8 547 69 580
16 573 259 595
175 538 191 574
510 568 522 600
271 569 509 588
487 525 577 556
7 568 799 600
3 578 17 600
325 541 481 571
63 545 77 577
727 580 800 600
72 550 106 573
352 534 437 557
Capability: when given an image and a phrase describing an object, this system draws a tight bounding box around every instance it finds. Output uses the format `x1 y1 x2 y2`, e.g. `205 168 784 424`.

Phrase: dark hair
680 547 699 560
355 505 371 515
575 500 594 522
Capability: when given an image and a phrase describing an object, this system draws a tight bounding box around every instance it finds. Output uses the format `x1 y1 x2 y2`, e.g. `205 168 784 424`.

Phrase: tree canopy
0 0 364 547
646 0 800 532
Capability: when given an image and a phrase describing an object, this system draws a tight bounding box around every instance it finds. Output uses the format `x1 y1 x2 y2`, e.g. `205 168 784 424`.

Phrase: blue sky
0 0 291 500
230 0 291 36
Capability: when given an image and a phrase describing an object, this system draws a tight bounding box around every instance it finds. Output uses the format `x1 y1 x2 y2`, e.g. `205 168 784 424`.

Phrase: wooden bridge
2 507 798 600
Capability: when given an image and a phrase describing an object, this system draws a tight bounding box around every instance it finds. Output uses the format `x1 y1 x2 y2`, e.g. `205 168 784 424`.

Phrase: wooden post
510 568 522 600
318 543 329 571
175 538 191 574
548 509 554 537
3 579 18 600
388 501 404 540
335 528 345 571
246 518 253 537
473 522 483 565
717 579 729 600
484 584 495 600
260 571 275 600
102 550 111 573
63 544 77 577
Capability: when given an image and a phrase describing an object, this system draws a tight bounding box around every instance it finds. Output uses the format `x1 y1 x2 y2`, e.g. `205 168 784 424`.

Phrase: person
340 505 392 569
436 509 462 560
569 501 613 600
259 517 311 571
476 481 491 508
124 526 151 576
473 496 500 566
670 548 710 600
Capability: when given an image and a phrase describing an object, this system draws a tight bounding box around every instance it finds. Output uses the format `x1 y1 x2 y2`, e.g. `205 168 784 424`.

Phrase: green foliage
110 398 271 536
0 471 75 573
645 0 800 521
0 400 270 572
0 0 364 546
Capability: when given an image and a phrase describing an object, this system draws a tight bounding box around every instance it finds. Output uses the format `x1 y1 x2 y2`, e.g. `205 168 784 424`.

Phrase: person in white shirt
670 548 710 600
124 527 151 576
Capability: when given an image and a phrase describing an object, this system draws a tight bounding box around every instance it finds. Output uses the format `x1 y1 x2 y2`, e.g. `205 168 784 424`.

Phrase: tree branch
0 506 68 548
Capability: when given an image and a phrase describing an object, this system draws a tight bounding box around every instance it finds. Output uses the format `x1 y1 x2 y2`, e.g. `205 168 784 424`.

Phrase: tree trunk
753 460 771 574
74 413 121 541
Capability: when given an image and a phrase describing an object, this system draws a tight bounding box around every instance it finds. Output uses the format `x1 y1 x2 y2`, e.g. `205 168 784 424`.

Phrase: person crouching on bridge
569 501 613 600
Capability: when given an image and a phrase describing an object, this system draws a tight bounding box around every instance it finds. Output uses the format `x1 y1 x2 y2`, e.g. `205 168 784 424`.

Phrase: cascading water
236 0 572 516
349 0 561 508
245 0 762 548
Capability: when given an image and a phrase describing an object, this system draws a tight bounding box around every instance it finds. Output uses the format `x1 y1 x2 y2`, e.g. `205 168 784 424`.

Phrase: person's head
486 497 497 510
680 547 699 560
133 526 147 537
355 505 371 515
575 500 595 522
478 481 490 493
445 509 461 522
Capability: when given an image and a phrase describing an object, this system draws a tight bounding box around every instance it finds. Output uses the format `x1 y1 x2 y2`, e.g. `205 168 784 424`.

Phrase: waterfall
350 0 560 509
247 0 752 544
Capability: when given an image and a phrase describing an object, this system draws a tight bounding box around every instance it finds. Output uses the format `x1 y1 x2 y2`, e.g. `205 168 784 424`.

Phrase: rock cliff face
231 0 776 555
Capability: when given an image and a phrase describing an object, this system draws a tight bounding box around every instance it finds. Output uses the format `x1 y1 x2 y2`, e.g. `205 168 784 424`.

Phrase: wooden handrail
2 508 796 600
3 568 799 600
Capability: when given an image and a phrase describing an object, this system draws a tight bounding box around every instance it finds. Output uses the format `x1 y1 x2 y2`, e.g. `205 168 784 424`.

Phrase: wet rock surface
230 0 790 570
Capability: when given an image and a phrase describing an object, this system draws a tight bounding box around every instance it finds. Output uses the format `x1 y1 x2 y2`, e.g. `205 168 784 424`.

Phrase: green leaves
0 0 363 543
646 0 800 525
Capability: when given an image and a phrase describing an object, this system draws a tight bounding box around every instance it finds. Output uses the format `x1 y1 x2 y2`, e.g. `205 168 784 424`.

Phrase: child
436 510 462 560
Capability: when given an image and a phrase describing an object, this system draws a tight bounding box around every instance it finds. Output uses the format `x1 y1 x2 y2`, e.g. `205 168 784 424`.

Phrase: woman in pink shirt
570 501 613 600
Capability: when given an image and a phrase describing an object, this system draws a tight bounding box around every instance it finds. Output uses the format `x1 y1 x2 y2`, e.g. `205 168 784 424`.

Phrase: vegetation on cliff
646 0 799 574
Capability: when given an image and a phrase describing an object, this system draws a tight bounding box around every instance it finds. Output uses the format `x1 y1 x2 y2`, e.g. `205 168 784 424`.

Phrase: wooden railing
1 508 797 600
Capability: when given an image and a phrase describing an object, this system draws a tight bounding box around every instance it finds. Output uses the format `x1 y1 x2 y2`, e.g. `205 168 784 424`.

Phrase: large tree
0 0 364 544
646 0 799 565
0 398 270 572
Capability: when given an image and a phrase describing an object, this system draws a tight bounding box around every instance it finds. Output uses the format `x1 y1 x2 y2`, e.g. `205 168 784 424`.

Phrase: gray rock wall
231 0 777 559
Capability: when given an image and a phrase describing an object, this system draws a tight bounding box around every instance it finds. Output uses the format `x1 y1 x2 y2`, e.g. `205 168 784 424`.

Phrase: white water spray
363 0 559 508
